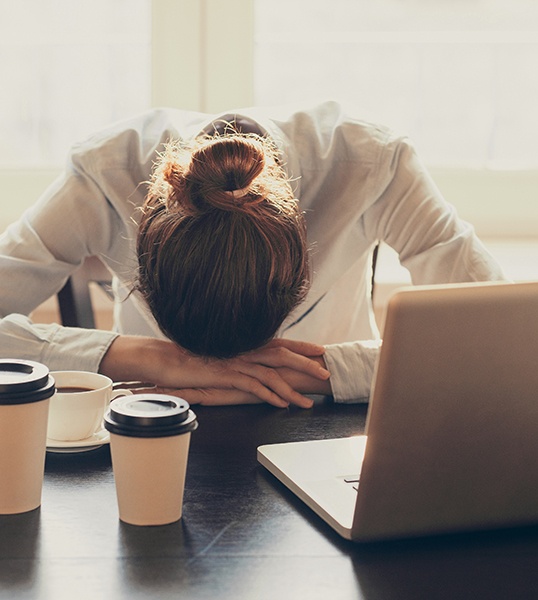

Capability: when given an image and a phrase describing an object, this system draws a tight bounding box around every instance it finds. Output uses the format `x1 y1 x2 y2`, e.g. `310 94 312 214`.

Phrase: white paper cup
104 394 198 526
0 360 55 514
48 371 130 442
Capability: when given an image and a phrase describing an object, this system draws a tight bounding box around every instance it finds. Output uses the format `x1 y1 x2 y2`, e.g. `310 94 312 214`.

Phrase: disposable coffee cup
0 359 55 514
48 371 131 442
104 394 198 526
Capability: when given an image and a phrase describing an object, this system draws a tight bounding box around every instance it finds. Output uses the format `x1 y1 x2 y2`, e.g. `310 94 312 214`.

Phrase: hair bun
186 137 266 213
147 133 296 218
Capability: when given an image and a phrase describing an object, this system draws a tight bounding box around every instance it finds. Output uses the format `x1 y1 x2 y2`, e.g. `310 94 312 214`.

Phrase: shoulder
265 100 408 167
67 108 206 175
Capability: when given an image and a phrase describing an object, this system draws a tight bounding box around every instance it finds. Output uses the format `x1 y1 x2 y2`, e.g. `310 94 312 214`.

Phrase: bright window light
0 0 151 168
254 0 538 168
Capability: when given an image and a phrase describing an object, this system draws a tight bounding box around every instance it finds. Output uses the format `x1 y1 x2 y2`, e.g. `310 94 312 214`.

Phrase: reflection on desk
1 399 538 600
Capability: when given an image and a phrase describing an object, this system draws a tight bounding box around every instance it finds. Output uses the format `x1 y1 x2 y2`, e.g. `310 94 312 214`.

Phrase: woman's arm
99 335 331 408
363 138 507 285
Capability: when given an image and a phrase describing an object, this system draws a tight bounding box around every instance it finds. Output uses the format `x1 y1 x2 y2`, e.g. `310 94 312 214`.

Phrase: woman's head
136 132 310 358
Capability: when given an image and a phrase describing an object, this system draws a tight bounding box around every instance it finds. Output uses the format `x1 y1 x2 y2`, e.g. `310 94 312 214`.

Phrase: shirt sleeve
0 142 126 370
0 314 119 372
0 164 122 319
323 340 382 403
325 136 508 404
363 137 507 284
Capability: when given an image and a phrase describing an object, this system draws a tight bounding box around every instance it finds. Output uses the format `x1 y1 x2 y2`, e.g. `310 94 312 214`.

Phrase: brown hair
136 133 310 358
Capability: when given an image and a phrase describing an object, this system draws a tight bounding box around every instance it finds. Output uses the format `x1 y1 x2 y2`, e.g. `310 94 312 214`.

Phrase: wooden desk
1 399 538 599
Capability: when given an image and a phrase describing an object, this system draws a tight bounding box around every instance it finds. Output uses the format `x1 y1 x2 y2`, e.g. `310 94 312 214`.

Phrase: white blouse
0 101 506 402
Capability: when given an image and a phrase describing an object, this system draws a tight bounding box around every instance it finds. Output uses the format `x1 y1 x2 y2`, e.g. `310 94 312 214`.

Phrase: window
253 0 538 238
0 0 151 168
2 0 536 239
0 0 253 233
254 0 538 169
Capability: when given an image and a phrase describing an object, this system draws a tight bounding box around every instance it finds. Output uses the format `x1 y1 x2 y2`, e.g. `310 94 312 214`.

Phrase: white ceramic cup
47 371 130 442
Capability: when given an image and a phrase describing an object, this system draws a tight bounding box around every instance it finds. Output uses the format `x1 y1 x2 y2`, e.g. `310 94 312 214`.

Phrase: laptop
257 281 538 542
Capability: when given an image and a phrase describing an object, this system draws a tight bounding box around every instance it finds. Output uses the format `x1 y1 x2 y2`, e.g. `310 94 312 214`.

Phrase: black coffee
57 386 94 394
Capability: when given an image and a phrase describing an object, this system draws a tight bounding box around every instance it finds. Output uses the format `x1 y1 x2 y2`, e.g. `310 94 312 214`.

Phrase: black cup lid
0 360 55 404
104 394 198 438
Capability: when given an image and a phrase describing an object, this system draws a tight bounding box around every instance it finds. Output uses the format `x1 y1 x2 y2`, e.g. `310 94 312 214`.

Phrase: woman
0 101 506 407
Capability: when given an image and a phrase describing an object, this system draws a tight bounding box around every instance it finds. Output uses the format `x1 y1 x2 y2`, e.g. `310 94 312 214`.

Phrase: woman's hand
100 336 331 408
153 345 333 407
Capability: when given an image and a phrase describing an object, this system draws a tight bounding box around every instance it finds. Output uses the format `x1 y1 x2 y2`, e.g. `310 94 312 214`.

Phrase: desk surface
1 398 538 600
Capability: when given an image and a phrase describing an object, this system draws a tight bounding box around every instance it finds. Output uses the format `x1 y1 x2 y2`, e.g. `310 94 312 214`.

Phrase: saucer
46 429 110 454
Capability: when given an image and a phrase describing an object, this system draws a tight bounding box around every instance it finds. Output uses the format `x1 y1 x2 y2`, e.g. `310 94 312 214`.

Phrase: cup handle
110 388 133 401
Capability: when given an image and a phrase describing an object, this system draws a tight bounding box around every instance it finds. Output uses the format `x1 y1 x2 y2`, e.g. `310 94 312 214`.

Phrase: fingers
230 362 314 409
159 388 264 406
154 385 304 409
132 358 315 408
265 338 326 356
241 345 330 381
121 337 327 409
157 366 315 409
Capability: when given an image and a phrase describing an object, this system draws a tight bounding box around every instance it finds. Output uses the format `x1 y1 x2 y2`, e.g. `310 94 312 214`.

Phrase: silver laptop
258 281 538 542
